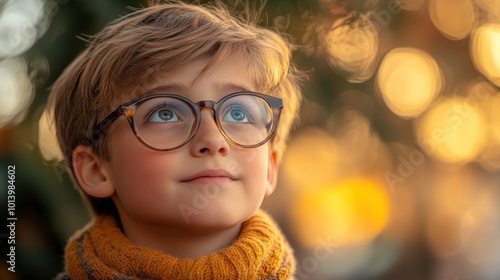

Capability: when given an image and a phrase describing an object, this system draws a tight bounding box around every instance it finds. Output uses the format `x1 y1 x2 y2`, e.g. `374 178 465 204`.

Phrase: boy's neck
118 215 243 259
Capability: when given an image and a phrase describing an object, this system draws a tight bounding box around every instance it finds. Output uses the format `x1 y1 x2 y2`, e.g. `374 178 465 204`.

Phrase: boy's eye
148 108 180 122
223 105 252 123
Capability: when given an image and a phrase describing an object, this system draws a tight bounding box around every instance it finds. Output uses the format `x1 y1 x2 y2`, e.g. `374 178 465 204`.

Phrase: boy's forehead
113 58 259 105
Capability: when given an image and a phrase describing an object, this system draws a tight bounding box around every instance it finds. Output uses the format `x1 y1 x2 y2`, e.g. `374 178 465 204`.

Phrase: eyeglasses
90 92 283 151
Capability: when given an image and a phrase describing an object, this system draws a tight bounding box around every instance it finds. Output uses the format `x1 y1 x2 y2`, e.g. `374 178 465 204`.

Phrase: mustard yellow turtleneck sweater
56 210 295 279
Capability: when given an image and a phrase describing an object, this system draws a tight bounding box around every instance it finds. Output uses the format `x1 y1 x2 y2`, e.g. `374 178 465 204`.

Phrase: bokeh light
0 0 48 57
470 23 500 87
290 179 390 248
415 97 487 164
281 127 339 191
325 16 378 83
38 108 63 162
377 48 442 118
0 57 34 127
429 0 476 40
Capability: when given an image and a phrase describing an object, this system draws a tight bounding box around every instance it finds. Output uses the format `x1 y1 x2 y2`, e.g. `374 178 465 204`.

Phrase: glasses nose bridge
194 100 224 138
196 100 219 117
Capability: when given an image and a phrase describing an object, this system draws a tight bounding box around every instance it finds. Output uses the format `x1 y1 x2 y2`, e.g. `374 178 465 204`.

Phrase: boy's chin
175 209 253 233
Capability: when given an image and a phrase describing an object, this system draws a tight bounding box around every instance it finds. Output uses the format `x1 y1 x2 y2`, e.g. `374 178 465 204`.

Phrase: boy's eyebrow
214 82 253 93
144 83 185 95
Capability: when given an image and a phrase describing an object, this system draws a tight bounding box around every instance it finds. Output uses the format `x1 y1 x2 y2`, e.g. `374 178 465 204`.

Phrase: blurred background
1 0 500 279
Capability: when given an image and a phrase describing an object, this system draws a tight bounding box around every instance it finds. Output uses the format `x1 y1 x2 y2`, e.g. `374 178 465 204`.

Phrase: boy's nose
190 109 230 157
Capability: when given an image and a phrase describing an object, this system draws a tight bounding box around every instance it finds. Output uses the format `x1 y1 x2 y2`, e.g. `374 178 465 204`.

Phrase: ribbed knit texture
58 210 295 279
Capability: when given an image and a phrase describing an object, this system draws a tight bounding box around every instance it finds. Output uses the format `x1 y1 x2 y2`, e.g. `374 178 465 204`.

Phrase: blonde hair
48 1 303 215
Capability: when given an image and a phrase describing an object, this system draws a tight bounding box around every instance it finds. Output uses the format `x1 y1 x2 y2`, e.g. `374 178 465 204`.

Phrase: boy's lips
181 169 236 185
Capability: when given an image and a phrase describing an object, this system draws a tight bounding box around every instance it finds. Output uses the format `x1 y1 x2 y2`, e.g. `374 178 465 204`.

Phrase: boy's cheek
107 147 174 189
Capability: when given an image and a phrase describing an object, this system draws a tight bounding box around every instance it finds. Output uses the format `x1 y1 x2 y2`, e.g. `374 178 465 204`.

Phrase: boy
50 1 303 279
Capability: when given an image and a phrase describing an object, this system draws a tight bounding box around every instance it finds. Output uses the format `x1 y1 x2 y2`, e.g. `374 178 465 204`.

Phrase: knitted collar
60 210 295 279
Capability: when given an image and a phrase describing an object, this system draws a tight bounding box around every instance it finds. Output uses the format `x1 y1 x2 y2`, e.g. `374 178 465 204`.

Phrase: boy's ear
265 150 279 196
72 145 115 198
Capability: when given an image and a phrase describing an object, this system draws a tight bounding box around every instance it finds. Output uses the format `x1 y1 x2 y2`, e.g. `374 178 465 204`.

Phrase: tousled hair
48 1 304 215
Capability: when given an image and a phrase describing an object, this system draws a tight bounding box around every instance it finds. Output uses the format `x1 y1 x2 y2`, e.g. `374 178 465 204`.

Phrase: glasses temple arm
86 108 124 146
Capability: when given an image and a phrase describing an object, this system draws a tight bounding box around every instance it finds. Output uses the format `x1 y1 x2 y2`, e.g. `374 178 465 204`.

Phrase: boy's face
97 58 278 233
